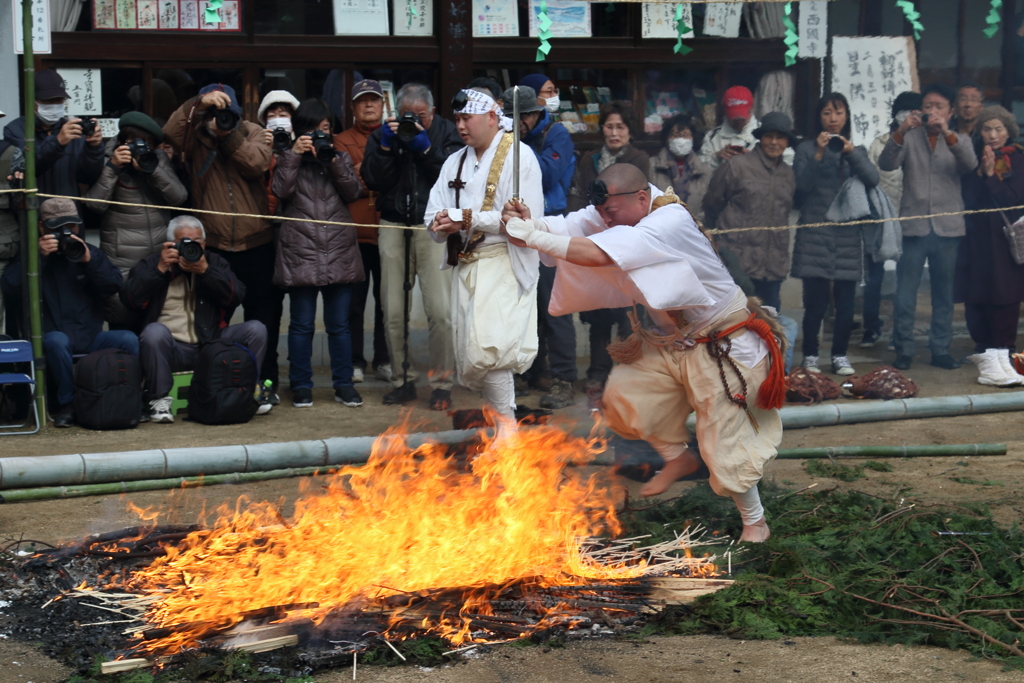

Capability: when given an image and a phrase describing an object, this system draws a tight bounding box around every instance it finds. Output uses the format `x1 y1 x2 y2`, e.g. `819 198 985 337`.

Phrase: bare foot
639 451 700 497
738 517 770 543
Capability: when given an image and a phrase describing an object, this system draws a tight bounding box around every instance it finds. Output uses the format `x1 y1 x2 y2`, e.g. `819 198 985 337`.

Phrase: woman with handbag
956 106 1024 386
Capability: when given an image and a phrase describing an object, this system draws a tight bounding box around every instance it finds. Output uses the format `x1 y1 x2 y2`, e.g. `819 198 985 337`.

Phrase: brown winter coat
703 145 795 282
567 144 650 212
648 147 712 222
270 149 364 288
163 98 272 252
334 123 379 244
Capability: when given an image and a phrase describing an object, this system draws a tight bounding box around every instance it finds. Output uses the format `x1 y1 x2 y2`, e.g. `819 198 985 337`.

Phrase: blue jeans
43 330 139 407
779 315 799 373
893 232 961 358
288 284 353 391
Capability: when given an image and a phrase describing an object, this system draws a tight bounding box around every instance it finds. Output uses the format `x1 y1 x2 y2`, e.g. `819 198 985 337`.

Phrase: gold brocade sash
446 133 515 266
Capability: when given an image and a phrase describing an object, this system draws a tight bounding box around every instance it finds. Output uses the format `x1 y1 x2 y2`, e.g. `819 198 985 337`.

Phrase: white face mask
36 103 66 125
544 96 560 114
668 137 693 158
267 117 292 132
894 110 911 125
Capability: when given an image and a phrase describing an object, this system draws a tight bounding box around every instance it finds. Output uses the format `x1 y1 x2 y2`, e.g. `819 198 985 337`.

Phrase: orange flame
123 419 646 655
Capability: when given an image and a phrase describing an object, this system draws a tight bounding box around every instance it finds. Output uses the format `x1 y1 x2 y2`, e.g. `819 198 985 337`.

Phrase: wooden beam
100 658 152 674
438 0 474 118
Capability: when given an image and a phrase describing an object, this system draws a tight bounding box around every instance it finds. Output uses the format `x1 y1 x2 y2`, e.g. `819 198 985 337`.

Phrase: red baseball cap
723 86 754 120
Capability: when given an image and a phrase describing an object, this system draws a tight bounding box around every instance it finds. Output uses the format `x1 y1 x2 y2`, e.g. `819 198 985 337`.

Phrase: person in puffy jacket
792 92 879 377
271 98 363 409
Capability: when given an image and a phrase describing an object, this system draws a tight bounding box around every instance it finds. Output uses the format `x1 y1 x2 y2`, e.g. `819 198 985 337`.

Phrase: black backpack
189 340 259 425
73 348 142 430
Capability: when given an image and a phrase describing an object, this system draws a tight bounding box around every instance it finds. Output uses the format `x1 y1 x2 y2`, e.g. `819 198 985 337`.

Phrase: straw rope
2 187 1021 237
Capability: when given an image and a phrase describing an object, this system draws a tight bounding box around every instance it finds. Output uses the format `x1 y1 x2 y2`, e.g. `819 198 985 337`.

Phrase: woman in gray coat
792 93 879 376
271 99 363 409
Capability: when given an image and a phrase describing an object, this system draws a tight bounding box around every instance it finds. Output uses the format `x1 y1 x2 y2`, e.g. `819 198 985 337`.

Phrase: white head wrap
454 88 514 132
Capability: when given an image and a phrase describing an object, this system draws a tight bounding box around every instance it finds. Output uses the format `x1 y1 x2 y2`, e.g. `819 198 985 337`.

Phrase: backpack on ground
189 340 259 425
73 348 142 430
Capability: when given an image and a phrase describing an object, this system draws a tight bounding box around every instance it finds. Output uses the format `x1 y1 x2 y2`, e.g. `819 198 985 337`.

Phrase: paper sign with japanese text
12 0 51 54
798 0 827 59
61 68 103 116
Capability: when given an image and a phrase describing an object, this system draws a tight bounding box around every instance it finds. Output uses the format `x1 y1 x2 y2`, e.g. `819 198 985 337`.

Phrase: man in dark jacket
361 82 463 409
121 215 267 424
2 69 105 200
0 199 137 428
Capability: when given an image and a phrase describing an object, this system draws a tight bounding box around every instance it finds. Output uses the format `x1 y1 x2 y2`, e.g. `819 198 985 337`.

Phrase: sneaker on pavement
292 387 313 408
335 386 363 407
383 381 417 405
256 402 273 415
802 355 821 373
352 367 364 384
149 396 174 423
930 354 960 370
859 330 881 348
831 355 855 376
540 379 576 409
374 364 393 382
893 354 913 371
52 403 76 428
430 388 452 411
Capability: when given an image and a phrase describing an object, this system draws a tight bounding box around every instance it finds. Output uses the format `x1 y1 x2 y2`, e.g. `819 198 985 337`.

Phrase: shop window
591 3 631 38
254 0 334 34
917 0 958 71
828 0 861 37
642 68 717 138
878 1 905 37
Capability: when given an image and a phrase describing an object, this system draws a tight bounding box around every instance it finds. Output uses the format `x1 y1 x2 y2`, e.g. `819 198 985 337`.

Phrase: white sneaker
995 349 1024 386
149 396 174 423
352 367 364 383
831 355 855 376
256 402 273 415
802 355 821 373
968 349 1017 387
374 364 393 382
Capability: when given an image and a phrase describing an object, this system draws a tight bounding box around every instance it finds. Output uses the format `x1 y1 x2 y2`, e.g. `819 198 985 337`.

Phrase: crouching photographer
121 215 268 424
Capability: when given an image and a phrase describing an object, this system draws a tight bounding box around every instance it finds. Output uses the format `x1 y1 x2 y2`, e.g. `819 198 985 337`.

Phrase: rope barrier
2 187 1021 237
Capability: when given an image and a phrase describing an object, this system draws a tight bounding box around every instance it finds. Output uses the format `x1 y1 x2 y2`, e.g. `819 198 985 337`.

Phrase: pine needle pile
622 481 1024 667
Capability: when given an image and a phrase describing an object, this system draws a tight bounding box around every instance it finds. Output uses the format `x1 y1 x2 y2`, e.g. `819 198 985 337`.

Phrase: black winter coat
2 116 105 198
360 118 464 225
120 252 245 345
1 244 122 353
791 140 880 281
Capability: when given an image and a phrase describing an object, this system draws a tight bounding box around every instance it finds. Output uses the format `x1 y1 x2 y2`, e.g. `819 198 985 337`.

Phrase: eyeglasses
587 179 641 206
451 91 469 112
540 86 560 97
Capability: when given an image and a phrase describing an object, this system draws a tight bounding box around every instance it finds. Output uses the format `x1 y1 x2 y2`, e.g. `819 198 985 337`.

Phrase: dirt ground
3 309 1024 681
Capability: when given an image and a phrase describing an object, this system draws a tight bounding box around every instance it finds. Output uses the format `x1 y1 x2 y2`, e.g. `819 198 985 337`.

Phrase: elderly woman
649 114 712 222
792 92 880 376
568 102 650 212
957 106 1024 386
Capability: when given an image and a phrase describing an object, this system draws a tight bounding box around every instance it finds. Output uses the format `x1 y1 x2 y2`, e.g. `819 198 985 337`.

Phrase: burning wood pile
2 422 735 677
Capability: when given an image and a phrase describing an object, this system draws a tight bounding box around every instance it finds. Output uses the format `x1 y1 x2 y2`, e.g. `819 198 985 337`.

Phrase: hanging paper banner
472 0 519 36
641 2 691 39
62 67 103 115
529 0 590 38
831 36 919 147
394 0 431 35
782 2 797 66
798 0 827 59
895 0 923 40
332 0 389 35
702 2 741 38
983 0 1002 39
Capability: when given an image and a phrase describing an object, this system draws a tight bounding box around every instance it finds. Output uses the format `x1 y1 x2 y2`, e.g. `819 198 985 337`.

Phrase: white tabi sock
732 486 765 526
481 369 516 421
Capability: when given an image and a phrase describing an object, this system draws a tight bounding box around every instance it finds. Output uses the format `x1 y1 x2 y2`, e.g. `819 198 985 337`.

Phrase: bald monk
500 164 786 542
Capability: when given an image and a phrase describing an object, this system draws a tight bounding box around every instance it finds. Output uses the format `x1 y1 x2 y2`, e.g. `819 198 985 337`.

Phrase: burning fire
121 420 657 655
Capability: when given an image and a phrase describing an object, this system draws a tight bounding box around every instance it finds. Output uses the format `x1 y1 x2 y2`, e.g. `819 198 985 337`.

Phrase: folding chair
0 339 41 435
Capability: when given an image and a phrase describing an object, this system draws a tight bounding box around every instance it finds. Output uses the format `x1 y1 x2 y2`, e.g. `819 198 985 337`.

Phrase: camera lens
272 128 291 152
176 239 205 263
827 136 845 153
396 113 421 143
58 230 86 263
80 119 97 137
215 109 240 132
309 130 336 163
921 113 930 124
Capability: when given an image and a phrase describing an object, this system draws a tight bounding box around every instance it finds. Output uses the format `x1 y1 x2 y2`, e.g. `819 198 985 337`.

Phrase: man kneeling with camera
121 215 268 423
0 199 137 427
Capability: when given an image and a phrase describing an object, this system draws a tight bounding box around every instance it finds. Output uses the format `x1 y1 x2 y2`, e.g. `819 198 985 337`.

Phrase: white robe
424 131 545 391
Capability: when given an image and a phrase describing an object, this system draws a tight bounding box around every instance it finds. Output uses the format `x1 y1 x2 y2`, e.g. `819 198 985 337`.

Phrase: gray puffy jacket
791 140 879 281
84 139 188 275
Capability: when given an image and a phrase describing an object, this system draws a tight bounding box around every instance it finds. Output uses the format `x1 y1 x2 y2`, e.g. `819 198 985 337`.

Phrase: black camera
827 134 845 153
126 139 159 174
309 129 336 163
79 117 97 137
214 108 240 132
8 151 25 191
396 112 421 143
921 113 931 125
175 237 205 264
271 127 292 152
50 226 86 263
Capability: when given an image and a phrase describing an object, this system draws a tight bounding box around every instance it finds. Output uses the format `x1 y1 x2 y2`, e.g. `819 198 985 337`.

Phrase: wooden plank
645 578 735 590
232 634 299 653
100 658 152 674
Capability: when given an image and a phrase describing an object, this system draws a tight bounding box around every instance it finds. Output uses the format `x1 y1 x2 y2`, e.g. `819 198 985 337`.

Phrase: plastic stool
169 371 193 416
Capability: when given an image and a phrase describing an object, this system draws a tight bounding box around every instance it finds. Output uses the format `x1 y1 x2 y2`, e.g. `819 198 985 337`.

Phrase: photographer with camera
361 83 463 409
2 69 104 200
270 98 363 408
121 215 266 423
163 83 282 404
0 199 136 427
85 112 188 282
257 90 300 217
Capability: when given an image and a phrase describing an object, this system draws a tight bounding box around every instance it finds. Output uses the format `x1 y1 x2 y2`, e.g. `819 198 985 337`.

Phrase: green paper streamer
673 4 692 56
536 0 552 62
783 2 798 67
205 0 222 24
983 0 1002 38
896 0 924 40
407 0 418 27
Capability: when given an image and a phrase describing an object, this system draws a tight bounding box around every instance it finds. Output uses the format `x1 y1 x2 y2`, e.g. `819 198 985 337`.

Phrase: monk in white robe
425 89 544 419
503 163 785 542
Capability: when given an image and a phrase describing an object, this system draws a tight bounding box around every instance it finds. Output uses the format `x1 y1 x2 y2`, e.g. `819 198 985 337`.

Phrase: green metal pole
774 443 1007 459
21 0 45 425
